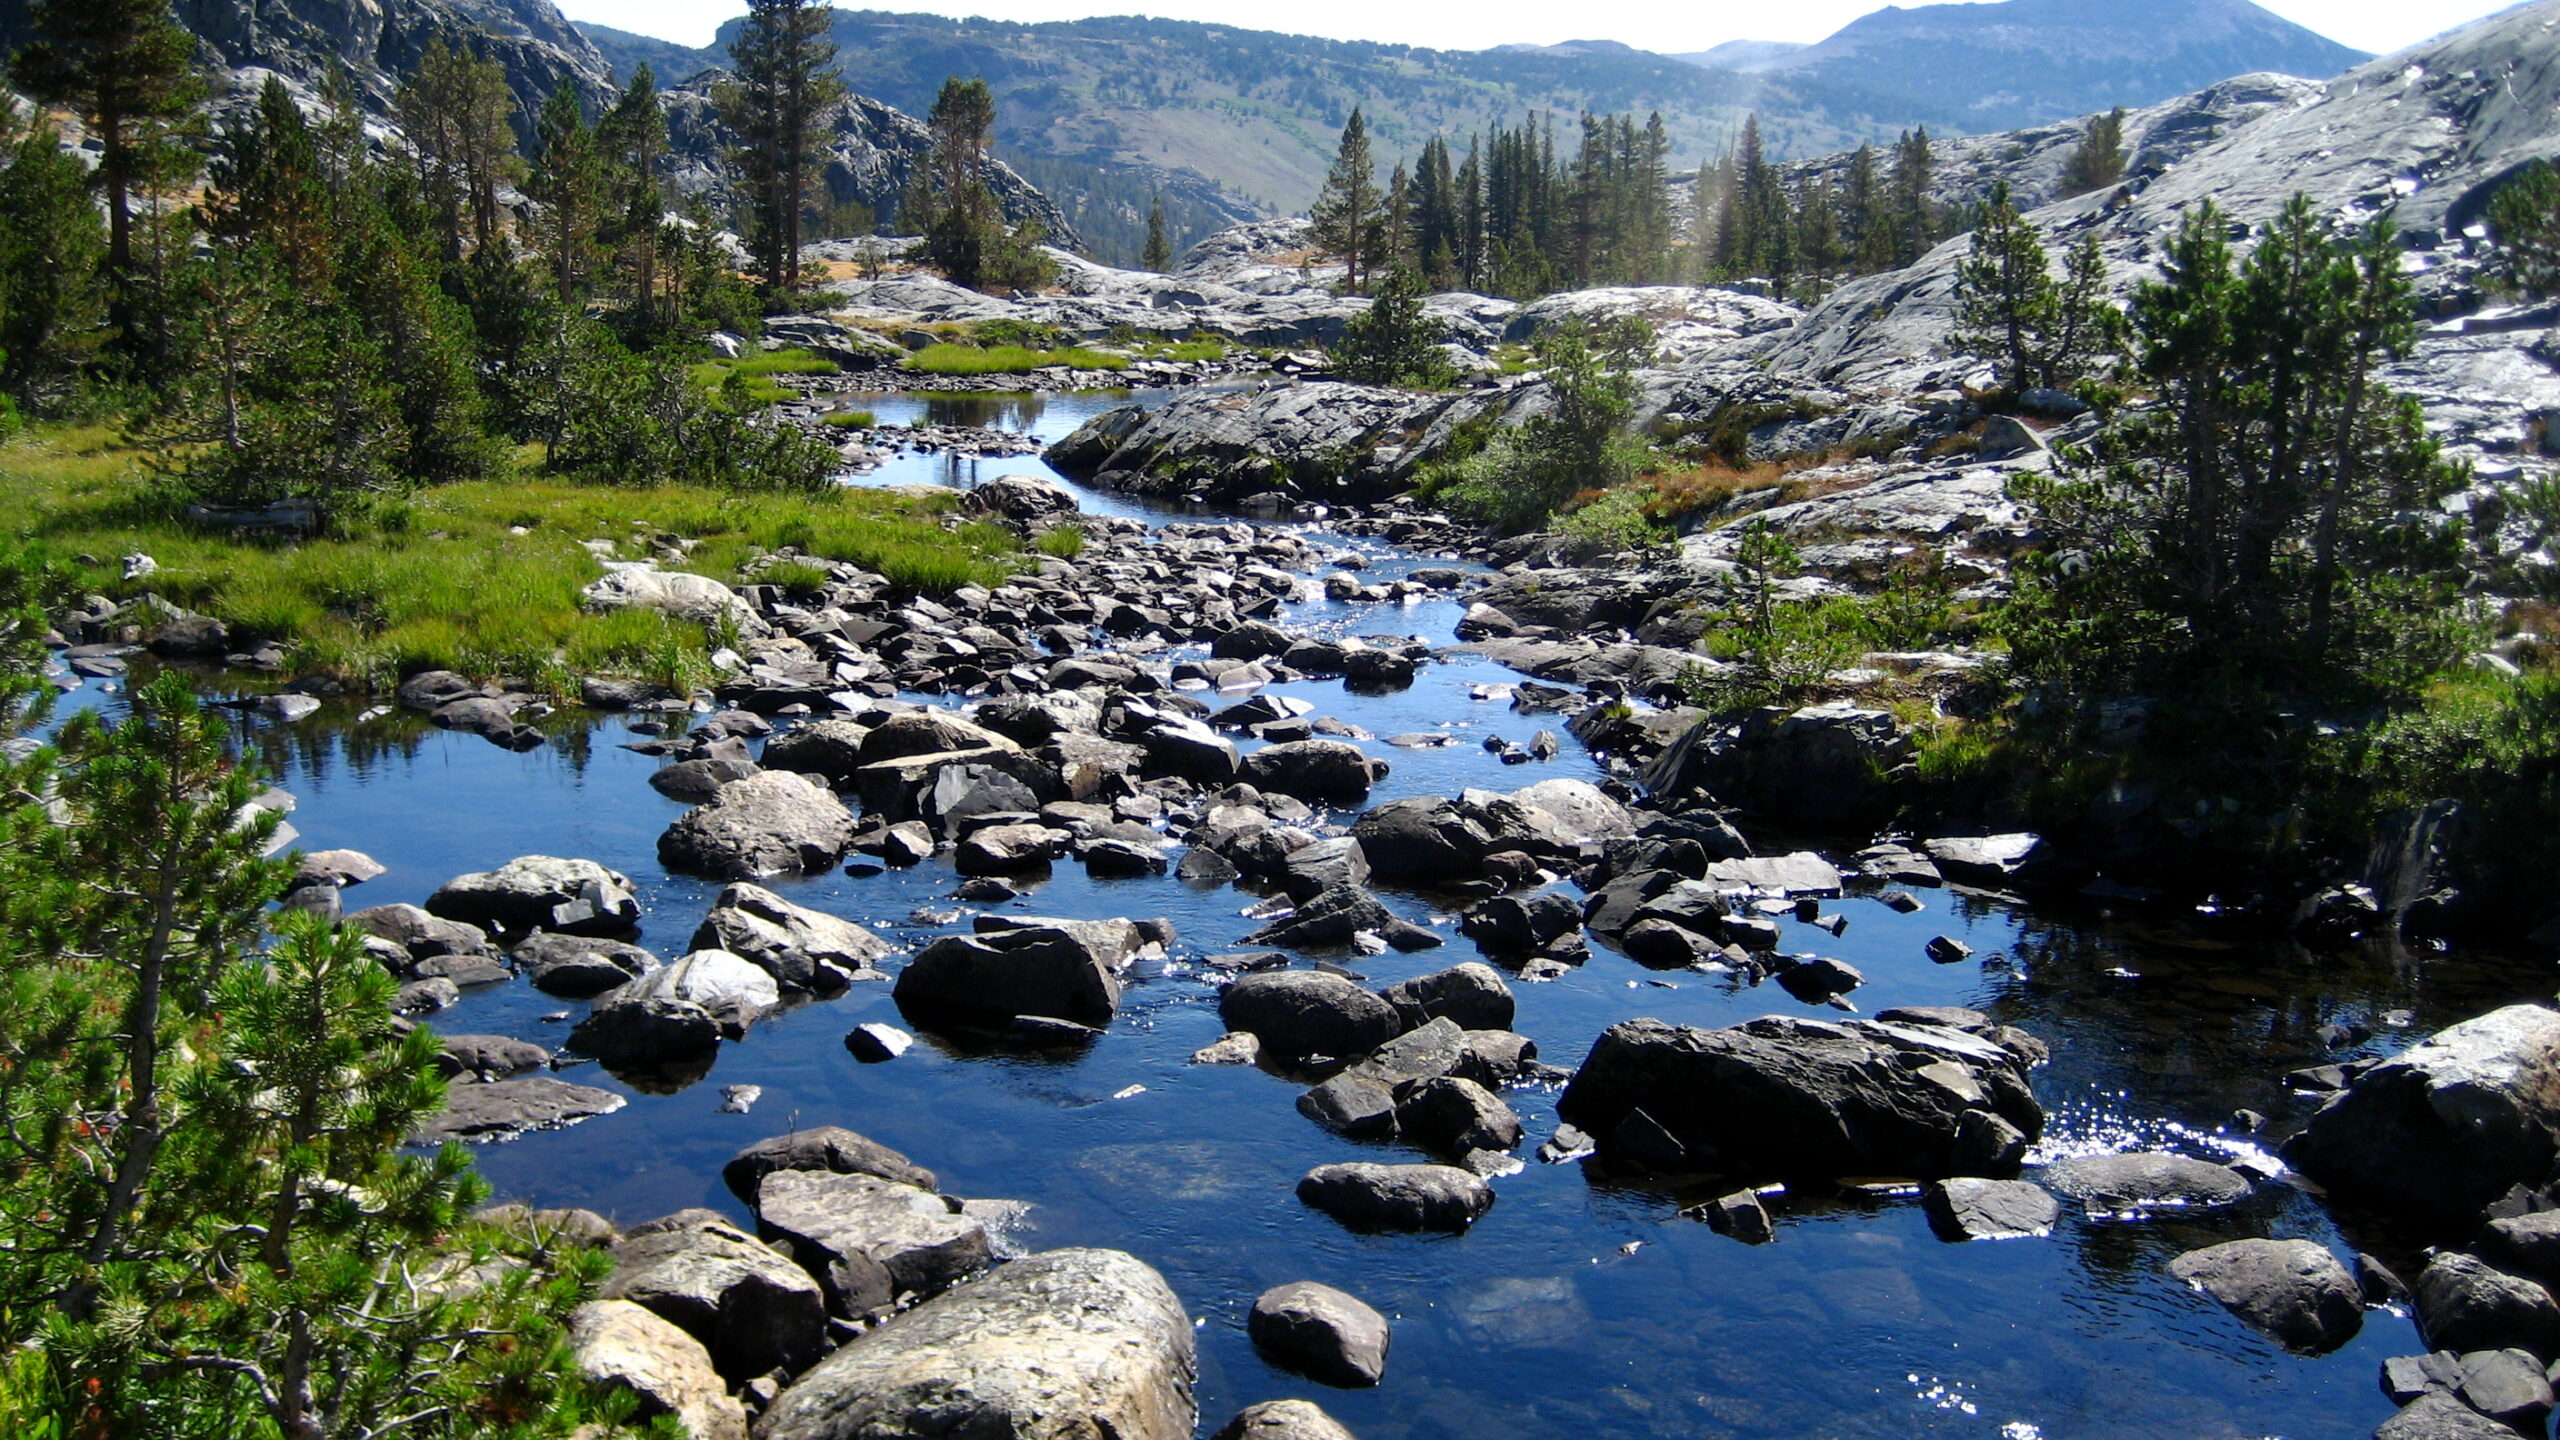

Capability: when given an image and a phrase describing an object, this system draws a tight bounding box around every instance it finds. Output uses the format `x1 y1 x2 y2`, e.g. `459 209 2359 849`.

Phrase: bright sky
551 0 2523 61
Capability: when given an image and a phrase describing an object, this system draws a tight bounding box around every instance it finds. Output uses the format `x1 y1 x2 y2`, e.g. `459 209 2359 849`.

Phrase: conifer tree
1141 193 1173 272
0 109 109 407
529 84 606 305
1381 160 1413 276
1796 178 1842 295
1890 127 1936 265
394 40 516 264
1310 107 1381 293
2059 107 2129 198
1844 142 1892 273
911 76 1049 292
599 64 670 332
1456 137 1485 290
2488 160 2560 297
719 0 844 299
8 0 201 336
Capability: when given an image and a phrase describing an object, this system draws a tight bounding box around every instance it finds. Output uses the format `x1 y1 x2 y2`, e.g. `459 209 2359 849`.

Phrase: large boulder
602 1217 828 1383
2283 1005 2560 1223
2413 1253 2560 1358
965 473 1080 523
567 1298 748 1440
894 925 1123 1028
1376 962 1514 1032
2044 1152 2252 1213
1248 1281 1389 1388
690 883 892 996
2166 1239 2364 1354
1220 971 1400 1060
754 1248 1196 1440
412 1076 626 1145
1556 1015 2044 1179
570 950 781 1063
721 1127 936 1204
425 855 641 938
513 933 659 997
1638 702 1915 828
754 1170 990 1316
759 719 875 788
1348 796 1496 883
1240 741 1387 806
659 770 855 879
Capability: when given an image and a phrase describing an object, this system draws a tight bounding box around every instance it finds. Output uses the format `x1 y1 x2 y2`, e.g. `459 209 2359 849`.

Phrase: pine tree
8 0 201 337
0 108 110 408
1310 108 1381 293
1951 180 2058 393
912 77 1049 292
1141 193 1173 272
599 64 670 332
2058 107 2129 198
1381 160 1413 277
2489 160 2560 297
1630 112 1672 283
719 0 844 299
529 84 606 304
1456 137 1485 291
1796 178 1842 296
393 40 516 264
1890 127 1936 265
1332 265 1454 388
1844 143 1893 273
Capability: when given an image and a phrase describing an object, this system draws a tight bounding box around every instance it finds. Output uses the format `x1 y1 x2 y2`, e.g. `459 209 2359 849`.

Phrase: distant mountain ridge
1749 0 2367 126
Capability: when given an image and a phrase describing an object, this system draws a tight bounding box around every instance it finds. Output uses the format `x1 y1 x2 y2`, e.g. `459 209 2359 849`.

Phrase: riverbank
3 425 1023 691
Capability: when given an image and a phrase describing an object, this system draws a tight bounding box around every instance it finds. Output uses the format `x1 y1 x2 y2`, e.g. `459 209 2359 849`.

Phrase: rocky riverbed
50 393 2560 1439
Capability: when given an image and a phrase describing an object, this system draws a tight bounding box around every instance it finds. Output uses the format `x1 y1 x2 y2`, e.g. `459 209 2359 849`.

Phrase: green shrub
1551 488 1669 558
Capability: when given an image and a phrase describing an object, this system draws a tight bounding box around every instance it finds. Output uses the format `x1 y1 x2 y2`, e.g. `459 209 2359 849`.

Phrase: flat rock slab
413 1077 626 1145
756 1170 991 1314
1707 852 1843 896
2043 1152 2251 1214
1925 1177 2058 1240
755 1248 1196 1440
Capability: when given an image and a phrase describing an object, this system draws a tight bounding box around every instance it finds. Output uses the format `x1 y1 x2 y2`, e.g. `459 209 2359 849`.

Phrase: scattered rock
1924 1177 2059 1240
2167 1238 2364 1353
1248 1281 1390 1388
691 882 892 995
2043 1153 2252 1214
845 1022 913 1063
722 1127 937 1205
658 770 856 879
1220 971 1400 1059
754 1170 990 1315
602 1216 828 1383
2284 1005 2560 1223
1209 1399 1358 1440
567 1298 749 1440
1296 1162 1494 1232
513 933 659 997
412 1076 625 1145
426 855 640 938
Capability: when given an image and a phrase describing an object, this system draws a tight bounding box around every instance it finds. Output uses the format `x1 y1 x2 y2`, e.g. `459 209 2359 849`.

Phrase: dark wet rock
1178 846 1243 884
1209 1399 1357 1440
1772 955 1865 1006
2284 1005 2560 1223
2481 1211 2560 1291
602 1216 827 1383
1697 1189 1775 1243
760 718 876 787
432 1033 549 1079
658 770 855 879
392 977 462 1013
1278 836 1369 901
1298 1073 1399 1138
512 933 658 997
1623 918 1713 968
2168 1238 2364 1353
2383 1351 2466 1405
2413 1253 2560 1358
955 822 1069 874
1459 890 1582 957
2451 1348 2554 1428
432 695 542 748
755 1170 990 1314
1925 1177 2058 1240
1083 837 1170 877
1248 1280 1390 1388
845 1022 913 1063
895 925 1122 1028
1342 1017 1468 1087
1922 834 2062 887
1219 971 1400 1060
754 1247 1195 1440
1455 1030 1539 1088
414 1076 626 1145
1557 1014 2045 1180
567 1299 747 1440
1925 935 1975 964
1243 884 1412 952
1348 796 1497 883
1241 740 1387 805
1296 1162 1494 1232
722 1127 936 1206
2044 1153 2251 1214
1377 962 1515 1033
650 757 759 801
1637 702 1915 827
952 877 1019 903
1392 1076 1523 1158
692 882 892 995
2376 1393 2519 1440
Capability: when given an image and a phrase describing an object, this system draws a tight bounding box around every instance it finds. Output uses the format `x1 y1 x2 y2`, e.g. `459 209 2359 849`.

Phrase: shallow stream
68 388 2558 1439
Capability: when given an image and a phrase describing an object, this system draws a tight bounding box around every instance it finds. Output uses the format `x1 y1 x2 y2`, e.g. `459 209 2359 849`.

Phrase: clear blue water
69 394 2559 1440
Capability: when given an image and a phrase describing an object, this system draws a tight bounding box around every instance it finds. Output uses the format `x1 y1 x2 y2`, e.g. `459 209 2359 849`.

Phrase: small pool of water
70 392 2551 1440
824 385 1225 521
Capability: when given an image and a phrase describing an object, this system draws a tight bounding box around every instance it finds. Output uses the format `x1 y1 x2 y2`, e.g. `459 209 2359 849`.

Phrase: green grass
822 410 877 429
0 425 1019 690
905 343 1130 376
1032 524 1086 559
690 347 843 407
761 559 834 601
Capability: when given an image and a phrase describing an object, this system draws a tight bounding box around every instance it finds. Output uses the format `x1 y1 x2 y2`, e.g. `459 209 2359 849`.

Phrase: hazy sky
552 0 2521 60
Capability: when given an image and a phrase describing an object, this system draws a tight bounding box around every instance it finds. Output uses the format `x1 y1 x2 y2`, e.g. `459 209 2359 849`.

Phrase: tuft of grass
906 343 1129 376
822 410 876 429
761 559 832 601
1032 524 1086 558
0 423 1019 688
